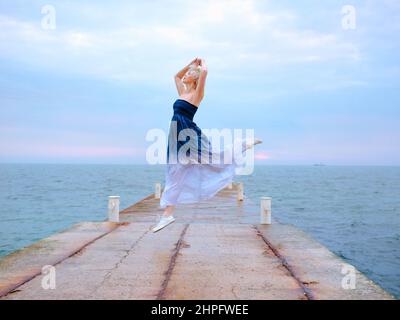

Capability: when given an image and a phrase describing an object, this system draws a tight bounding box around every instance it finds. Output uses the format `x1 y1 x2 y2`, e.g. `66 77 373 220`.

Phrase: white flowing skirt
159 139 250 208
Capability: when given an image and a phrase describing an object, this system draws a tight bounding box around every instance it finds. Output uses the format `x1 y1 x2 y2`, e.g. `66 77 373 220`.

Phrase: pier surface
0 184 393 300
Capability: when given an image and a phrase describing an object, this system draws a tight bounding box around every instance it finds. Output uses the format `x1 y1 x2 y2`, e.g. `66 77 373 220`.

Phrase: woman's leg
163 205 175 217
243 138 263 151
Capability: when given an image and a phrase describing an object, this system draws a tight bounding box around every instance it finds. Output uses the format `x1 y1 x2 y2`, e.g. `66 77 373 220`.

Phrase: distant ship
313 163 326 166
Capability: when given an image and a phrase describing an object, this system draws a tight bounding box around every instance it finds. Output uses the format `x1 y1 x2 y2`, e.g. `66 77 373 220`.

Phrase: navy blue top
167 99 210 164
173 99 198 120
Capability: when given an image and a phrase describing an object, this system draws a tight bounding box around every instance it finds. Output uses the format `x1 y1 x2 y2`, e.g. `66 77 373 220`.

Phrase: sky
0 0 399 165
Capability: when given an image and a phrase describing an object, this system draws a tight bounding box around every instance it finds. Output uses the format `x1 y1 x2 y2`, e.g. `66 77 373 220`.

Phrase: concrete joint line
157 224 190 300
1 224 121 298
253 225 315 300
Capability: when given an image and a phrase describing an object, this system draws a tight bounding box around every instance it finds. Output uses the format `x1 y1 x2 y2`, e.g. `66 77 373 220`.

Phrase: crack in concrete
231 285 239 299
90 228 150 296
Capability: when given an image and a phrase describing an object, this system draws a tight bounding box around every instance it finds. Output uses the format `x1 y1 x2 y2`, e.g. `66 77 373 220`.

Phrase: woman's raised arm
194 59 208 100
174 58 199 95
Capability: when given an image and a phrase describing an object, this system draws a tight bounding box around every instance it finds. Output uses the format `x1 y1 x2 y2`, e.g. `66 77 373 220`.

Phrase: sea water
0 164 399 298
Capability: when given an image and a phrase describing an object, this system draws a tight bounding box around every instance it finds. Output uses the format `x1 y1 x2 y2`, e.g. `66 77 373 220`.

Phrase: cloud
0 0 361 84
1 1 399 165
1 141 145 159
255 150 270 160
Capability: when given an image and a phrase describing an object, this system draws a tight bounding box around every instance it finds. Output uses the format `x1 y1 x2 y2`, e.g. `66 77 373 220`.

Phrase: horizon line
0 162 399 167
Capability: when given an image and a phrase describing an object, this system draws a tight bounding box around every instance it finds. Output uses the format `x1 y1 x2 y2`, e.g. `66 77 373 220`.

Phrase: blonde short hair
188 64 202 79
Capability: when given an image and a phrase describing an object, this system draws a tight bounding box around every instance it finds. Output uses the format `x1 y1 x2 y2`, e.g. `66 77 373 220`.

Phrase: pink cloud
255 150 270 160
1 143 145 158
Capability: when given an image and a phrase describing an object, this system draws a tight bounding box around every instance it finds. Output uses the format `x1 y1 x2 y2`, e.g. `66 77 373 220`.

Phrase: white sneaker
152 215 176 232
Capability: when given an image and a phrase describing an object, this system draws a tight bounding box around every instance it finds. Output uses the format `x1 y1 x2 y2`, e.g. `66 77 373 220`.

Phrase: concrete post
228 182 233 189
260 197 272 224
155 183 161 199
108 196 120 222
237 182 244 201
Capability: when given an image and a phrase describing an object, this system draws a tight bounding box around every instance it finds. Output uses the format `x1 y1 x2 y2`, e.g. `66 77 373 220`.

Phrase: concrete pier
0 183 394 300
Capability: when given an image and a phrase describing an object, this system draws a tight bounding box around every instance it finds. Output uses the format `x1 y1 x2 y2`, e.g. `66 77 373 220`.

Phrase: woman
152 58 261 232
